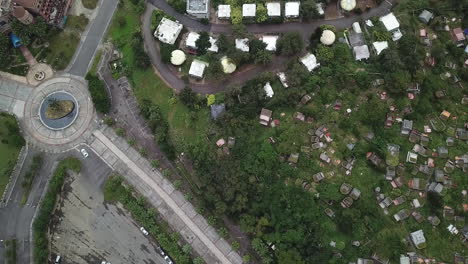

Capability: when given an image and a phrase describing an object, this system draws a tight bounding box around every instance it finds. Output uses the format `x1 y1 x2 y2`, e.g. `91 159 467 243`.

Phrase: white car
80 148 89 158
140 227 149 236
101 262 111 264
164 256 173 264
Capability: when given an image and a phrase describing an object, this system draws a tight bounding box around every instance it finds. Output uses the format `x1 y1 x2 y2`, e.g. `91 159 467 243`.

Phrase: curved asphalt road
143 0 396 94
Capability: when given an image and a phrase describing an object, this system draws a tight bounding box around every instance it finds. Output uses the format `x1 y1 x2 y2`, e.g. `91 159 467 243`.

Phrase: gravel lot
50 167 166 264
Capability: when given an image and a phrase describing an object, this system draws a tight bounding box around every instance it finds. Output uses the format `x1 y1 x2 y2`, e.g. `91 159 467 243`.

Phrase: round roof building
340 0 356 11
170 50 186 66
221 56 236 74
320 30 336 45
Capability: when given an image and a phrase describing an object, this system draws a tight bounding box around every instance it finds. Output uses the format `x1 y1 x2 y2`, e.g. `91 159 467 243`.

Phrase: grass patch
32 157 81 264
43 30 80 70
104 175 195 264
20 155 43 205
82 0 99 9
108 0 209 152
85 73 111 114
0 113 24 198
66 14 89 32
89 49 103 75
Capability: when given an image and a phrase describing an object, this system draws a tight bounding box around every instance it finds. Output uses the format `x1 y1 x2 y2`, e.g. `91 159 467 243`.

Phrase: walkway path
89 126 243 264
143 0 395 94
68 0 119 77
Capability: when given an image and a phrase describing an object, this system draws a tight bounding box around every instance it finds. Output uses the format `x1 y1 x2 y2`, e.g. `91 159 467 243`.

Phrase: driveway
142 0 395 94
0 148 62 264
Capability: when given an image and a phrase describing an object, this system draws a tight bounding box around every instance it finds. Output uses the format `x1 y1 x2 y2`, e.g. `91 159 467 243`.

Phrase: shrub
85 73 111 114
33 158 81 264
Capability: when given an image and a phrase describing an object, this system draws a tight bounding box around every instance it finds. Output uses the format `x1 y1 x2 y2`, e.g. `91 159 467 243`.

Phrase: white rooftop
261 35 279 51
353 45 370 61
277 72 288 88
189 59 209 78
242 4 256 17
316 3 324 15
187 0 208 13
209 36 219 52
410 230 426 246
352 22 362 33
170 49 186 66
300 53 320 72
185 32 218 52
380 12 400 31
221 56 236 74
340 0 356 11
372 41 388 55
185 31 200 49
218 4 231 18
320 30 336 45
266 2 281 17
392 28 403 41
154 17 183 45
235 38 249 52
285 2 300 17
264 82 274 98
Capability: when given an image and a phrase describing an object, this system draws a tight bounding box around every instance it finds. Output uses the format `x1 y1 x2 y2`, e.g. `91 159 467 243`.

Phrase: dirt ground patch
50 172 166 264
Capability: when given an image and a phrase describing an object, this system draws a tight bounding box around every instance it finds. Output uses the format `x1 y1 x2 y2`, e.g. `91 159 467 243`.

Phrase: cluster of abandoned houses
0 0 71 34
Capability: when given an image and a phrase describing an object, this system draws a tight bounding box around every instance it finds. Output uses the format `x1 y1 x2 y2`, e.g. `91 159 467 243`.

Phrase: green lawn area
82 0 99 9
43 31 80 70
66 15 89 32
108 0 209 151
0 113 24 198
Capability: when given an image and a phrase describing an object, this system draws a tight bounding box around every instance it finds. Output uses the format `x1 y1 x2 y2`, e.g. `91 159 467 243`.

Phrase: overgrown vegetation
32 158 81 264
103 175 195 264
20 154 43 205
85 73 111 114
0 113 25 197
82 0 99 9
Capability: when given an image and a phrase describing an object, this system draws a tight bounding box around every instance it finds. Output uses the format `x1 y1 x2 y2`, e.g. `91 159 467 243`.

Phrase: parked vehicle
54 255 61 264
164 256 173 264
140 227 149 236
81 148 89 158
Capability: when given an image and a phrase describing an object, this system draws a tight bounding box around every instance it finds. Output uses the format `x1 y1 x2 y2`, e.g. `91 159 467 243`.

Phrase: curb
0 144 29 208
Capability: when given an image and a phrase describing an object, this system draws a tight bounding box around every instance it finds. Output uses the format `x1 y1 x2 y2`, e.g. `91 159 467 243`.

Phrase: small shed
300 53 320 72
263 82 274 98
218 5 231 19
235 38 249 52
266 2 281 17
261 35 279 51
353 45 370 61
188 59 209 79
285 2 300 18
242 4 256 17
259 108 272 126
410 230 426 249
418 10 433 24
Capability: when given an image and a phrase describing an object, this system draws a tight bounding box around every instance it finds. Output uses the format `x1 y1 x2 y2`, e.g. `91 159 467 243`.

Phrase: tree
196 31 211 55
385 70 411 94
256 3 268 23
301 0 319 20
179 87 199 109
315 44 334 63
277 249 305 264
249 38 267 55
277 32 304 56
231 6 243 24
253 50 271 65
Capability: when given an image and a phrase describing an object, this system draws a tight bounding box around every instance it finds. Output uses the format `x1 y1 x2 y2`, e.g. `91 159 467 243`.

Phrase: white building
352 22 362 33
353 45 370 61
185 32 219 53
285 2 300 18
264 82 274 98
300 53 320 72
380 13 400 32
242 4 256 18
277 72 288 88
187 0 209 19
189 59 209 78
410 230 426 249
235 38 249 52
218 4 231 19
372 41 388 55
266 2 281 17
261 35 279 51
316 3 324 16
154 18 183 45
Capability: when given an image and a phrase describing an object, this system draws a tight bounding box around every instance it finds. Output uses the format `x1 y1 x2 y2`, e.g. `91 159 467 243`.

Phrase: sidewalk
89 126 243 264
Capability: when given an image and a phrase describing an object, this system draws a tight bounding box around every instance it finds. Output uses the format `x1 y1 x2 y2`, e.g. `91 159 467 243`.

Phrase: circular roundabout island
39 91 79 130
